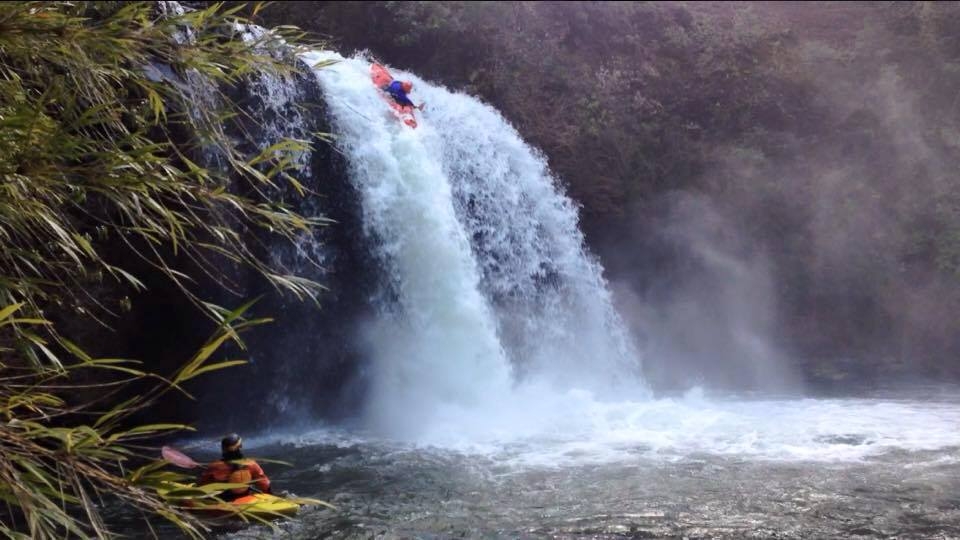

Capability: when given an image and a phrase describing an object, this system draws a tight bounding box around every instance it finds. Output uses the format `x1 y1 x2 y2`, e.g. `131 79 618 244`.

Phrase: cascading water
426 78 641 393
302 51 647 440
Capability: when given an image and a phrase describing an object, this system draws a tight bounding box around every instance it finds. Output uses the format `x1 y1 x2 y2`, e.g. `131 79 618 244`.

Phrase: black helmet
221 433 242 452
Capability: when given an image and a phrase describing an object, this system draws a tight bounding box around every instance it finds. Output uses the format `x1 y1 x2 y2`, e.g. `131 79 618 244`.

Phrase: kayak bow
371 63 418 128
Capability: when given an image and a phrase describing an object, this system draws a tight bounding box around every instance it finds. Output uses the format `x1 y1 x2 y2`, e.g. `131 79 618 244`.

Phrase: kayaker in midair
198 433 271 500
384 79 425 111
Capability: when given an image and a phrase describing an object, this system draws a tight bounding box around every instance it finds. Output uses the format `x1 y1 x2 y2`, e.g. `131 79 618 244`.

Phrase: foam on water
246 390 960 466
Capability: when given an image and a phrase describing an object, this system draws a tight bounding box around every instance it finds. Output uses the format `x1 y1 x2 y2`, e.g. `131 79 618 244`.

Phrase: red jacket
199 459 271 496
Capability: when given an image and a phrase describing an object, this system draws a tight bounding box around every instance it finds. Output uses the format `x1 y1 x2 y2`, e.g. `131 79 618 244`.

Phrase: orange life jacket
226 461 253 496
199 458 270 500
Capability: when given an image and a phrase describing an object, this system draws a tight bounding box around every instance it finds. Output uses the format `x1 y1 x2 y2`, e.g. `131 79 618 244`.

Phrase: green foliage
0 1 326 352
0 302 266 539
0 1 333 537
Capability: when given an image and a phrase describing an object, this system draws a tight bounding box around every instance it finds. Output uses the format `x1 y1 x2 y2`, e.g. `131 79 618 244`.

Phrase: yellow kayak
158 482 300 518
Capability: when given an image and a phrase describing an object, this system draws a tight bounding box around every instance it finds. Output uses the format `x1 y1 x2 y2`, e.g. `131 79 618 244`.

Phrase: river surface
129 387 960 539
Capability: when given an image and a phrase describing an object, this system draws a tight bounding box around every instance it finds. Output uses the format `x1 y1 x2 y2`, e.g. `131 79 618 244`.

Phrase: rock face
184 54 408 429
195 57 375 428
95 50 380 430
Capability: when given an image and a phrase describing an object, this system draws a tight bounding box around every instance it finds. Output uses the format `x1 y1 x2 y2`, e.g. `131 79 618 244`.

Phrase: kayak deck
370 63 418 128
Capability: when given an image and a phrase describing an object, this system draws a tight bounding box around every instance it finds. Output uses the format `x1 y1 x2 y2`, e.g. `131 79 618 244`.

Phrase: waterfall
303 52 646 439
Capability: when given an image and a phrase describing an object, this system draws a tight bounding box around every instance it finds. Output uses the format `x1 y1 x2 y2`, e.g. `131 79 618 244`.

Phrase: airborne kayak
158 482 300 518
370 63 418 128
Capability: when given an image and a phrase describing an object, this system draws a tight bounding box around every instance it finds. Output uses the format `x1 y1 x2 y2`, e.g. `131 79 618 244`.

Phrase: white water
427 80 640 393
305 52 512 437
294 52 960 466
245 388 960 467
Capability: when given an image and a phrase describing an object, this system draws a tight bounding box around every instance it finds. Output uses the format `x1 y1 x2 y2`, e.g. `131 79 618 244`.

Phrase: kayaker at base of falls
384 79 425 111
197 433 272 500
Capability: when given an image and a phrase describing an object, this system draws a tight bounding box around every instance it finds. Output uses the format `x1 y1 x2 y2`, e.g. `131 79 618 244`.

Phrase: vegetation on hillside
260 1 960 383
0 1 325 537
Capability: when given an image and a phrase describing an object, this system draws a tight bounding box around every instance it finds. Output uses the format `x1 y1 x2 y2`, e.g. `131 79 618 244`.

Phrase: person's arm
249 461 272 494
197 463 217 485
394 93 416 108
385 83 421 111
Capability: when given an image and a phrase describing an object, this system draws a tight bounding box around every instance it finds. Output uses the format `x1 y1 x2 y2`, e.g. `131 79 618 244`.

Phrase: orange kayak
370 63 417 128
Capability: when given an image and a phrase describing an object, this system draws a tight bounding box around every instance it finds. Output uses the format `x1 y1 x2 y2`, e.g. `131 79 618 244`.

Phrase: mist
580 2 960 393
614 192 798 394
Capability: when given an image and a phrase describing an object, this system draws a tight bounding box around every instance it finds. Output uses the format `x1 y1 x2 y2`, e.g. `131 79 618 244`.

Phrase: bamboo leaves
0 1 329 353
0 301 282 539
0 1 334 537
